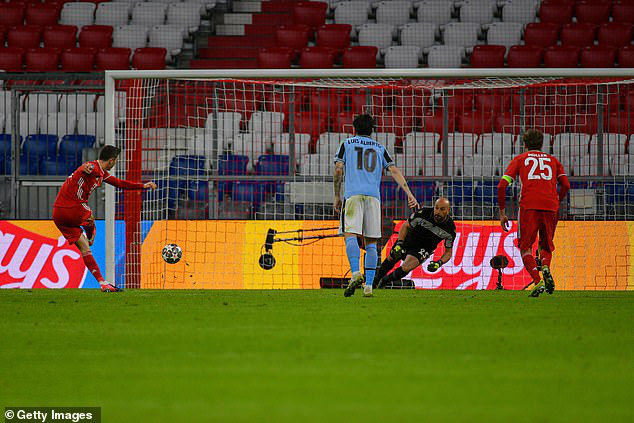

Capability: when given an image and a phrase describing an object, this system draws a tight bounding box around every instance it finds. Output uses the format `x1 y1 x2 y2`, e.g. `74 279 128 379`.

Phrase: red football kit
53 160 144 244
498 150 570 255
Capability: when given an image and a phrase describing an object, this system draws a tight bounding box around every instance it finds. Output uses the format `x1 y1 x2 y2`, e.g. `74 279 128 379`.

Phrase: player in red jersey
497 129 571 297
53 145 157 292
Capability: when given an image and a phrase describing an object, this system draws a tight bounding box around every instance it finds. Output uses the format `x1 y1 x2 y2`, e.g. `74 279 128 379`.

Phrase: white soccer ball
162 243 182 264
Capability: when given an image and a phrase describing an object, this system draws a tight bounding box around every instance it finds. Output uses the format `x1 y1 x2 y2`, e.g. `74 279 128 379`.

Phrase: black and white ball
162 243 182 264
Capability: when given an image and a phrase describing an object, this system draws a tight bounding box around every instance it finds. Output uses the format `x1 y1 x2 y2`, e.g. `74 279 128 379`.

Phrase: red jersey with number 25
503 151 566 212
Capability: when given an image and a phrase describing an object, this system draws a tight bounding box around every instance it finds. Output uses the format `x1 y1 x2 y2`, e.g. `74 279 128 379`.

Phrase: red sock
540 250 552 267
82 251 105 283
522 252 541 282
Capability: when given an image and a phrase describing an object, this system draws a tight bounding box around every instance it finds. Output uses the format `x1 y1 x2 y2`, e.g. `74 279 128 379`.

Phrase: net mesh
110 76 634 290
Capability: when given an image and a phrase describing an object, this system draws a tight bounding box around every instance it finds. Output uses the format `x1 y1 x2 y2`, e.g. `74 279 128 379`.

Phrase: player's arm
333 161 344 214
387 165 418 209
498 157 519 231
557 161 571 202
428 237 454 272
104 175 157 190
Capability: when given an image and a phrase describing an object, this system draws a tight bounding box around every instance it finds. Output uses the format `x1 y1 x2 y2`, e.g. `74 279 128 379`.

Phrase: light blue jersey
334 135 394 200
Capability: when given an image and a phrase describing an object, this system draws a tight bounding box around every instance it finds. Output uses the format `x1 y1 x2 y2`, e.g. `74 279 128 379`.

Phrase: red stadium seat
257 47 293 68
79 25 113 49
469 45 506 67
95 47 130 70
25 47 60 71
539 1 574 25
531 114 567 136
474 91 512 113
575 0 611 25
618 45 634 67
316 24 351 54
607 112 634 135
580 45 616 67
569 114 599 134
342 46 377 68
523 23 559 48
0 4 25 27
8 25 43 48
43 25 77 49
275 24 311 54
293 1 327 33
26 3 59 26
299 46 335 68
560 23 597 47
612 1 634 23
494 113 523 135
421 110 456 134
132 47 166 70
598 23 633 48
543 45 579 67
375 112 413 137
294 111 328 140
0 46 25 71
0 25 7 45
61 47 95 71
457 111 494 134
507 45 543 67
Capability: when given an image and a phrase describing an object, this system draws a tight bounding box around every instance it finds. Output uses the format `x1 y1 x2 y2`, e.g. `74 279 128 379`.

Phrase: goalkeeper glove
389 241 405 261
427 260 443 272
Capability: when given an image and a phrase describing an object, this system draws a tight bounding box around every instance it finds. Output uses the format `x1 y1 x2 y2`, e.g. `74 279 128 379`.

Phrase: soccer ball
162 243 182 264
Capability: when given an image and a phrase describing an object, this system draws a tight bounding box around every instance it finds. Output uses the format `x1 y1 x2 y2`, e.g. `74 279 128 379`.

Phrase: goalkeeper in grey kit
374 198 456 288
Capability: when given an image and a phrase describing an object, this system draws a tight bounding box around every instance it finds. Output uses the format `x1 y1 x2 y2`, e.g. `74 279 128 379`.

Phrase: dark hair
353 114 375 136
99 145 121 161
522 129 544 151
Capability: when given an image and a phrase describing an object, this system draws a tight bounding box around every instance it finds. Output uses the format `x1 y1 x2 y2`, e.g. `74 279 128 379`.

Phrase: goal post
104 69 634 290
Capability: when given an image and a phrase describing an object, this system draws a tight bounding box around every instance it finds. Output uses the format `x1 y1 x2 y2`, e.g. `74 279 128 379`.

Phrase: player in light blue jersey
333 114 418 297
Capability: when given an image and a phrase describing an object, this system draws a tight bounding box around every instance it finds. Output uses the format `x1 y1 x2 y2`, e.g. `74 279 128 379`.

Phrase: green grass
1 290 633 423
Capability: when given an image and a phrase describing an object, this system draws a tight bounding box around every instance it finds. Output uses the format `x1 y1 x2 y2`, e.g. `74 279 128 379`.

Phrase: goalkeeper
373 197 456 288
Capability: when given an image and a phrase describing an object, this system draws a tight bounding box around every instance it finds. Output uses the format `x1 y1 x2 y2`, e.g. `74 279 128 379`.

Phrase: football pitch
1 290 632 423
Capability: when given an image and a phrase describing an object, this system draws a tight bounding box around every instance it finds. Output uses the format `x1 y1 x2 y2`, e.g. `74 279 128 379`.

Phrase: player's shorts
339 194 381 239
402 239 432 263
517 208 558 252
52 203 93 245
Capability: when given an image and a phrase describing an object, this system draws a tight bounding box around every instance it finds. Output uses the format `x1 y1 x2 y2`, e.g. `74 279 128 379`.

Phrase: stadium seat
317 132 351 156
8 25 43 49
342 46 377 68
486 22 523 49
248 111 284 138
59 94 97 114
293 112 328 142
539 0 574 25
25 93 59 114
60 2 96 28
257 47 292 68
475 91 513 113
26 3 60 26
95 2 129 26
543 45 579 67
113 25 148 50
299 46 335 68
523 23 559 48
477 132 515 157
132 47 166 69
376 0 411 27
79 25 113 49
77 111 104 140
598 23 633 48
457 111 495 134
494 112 523 135
299 153 332 176
460 0 495 24
95 47 131 70
358 23 393 55
23 134 58 161
275 24 311 55
502 0 538 24
169 154 207 176
25 48 59 72
580 45 616 67
0 47 24 71
575 0 611 25
417 0 452 25
470 45 506 67
59 134 95 168
0 3 25 27
60 47 95 71
232 133 271 170
255 154 289 176
618 46 634 67
334 1 370 34
42 112 76 137
166 3 201 33
400 23 436 52
403 131 439 158
443 22 479 47
552 133 590 161
590 133 627 157
316 24 351 54
149 25 183 61
43 25 78 49
394 153 421 177
507 45 542 67
612 1 634 23
532 115 567 136
293 1 327 33
374 113 412 137
447 133 477 158
132 2 167 27
560 23 597 48
384 46 420 68
606 112 634 135
273 133 311 158
426 45 463 68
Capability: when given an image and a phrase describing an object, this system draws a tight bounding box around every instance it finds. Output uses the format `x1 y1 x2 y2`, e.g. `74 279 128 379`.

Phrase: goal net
105 70 634 291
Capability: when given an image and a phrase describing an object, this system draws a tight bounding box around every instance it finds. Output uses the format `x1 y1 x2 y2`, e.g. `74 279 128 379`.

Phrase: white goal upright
105 69 634 291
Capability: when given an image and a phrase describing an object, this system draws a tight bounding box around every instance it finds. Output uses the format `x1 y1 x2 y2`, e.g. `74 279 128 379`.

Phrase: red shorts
517 208 558 253
52 204 93 245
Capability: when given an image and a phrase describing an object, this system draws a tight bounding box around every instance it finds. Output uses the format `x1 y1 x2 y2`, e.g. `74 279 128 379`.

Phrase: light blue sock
364 243 378 286
345 236 360 274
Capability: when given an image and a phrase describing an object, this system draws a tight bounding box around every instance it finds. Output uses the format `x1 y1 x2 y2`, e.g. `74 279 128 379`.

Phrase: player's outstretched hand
407 194 419 209
333 195 342 215
83 163 94 174
500 213 510 232
427 260 442 272
144 182 157 190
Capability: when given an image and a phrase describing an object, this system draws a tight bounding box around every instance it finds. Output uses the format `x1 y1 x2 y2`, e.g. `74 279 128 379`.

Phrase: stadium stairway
191 0 295 69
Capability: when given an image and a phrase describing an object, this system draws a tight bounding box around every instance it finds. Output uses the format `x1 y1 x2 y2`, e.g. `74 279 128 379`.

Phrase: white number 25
525 157 552 180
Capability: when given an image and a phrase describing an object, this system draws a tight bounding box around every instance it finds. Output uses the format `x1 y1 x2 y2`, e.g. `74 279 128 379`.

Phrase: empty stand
507 45 542 67
299 46 335 68
8 25 42 49
384 45 420 68
0 47 24 71
560 23 597 47
95 2 130 26
580 45 616 67
132 47 166 69
257 47 292 68
25 48 60 72
316 24 351 54
61 47 95 71
523 23 559 48
60 2 96 28
417 0 452 25
598 23 633 48
342 46 377 67
43 25 78 49
79 25 113 49
427 45 462 68
96 47 131 70
486 22 523 49
470 45 506 67
544 45 579 67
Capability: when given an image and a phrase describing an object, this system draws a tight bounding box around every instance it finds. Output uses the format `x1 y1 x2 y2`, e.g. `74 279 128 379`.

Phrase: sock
364 243 378 287
84 222 95 241
345 236 361 274
521 252 541 282
82 251 105 283
384 266 408 283
373 258 395 287
540 250 552 268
